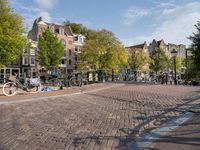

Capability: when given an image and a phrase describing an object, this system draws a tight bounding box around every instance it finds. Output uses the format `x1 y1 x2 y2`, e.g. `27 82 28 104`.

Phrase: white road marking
123 112 194 150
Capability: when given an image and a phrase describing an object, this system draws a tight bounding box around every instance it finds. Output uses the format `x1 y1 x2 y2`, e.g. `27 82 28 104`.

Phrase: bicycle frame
14 78 29 90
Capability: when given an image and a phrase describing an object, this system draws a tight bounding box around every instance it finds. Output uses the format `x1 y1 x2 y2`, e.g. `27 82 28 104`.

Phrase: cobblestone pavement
0 84 200 150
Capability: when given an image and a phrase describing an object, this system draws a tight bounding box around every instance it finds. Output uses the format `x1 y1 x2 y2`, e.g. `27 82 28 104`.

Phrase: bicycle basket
30 78 40 86
8 75 16 81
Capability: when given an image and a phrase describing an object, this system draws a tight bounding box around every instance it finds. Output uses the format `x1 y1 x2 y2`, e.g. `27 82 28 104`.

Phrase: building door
0 69 4 80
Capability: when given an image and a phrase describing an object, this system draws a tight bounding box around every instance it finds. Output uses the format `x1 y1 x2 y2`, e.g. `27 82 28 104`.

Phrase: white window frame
23 56 29 65
30 56 35 66
59 27 65 35
30 48 35 56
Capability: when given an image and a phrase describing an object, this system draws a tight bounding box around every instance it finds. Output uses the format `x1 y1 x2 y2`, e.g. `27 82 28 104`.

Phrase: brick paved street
0 83 200 150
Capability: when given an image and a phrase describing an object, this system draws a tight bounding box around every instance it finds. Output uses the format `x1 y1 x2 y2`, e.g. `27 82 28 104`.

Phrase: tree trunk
134 70 137 81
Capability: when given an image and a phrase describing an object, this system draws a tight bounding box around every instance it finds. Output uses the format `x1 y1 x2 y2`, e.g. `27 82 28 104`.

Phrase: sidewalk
145 111 200 150
0 82 124 102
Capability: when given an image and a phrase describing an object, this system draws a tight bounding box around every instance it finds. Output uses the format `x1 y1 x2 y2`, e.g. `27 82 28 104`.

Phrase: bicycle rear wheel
2 82 17 96
47 78 62 90
69 77 81 87
27 83 41 93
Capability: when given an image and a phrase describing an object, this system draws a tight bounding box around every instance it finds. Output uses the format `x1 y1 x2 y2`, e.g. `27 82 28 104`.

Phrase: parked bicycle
69 76 82 87
46 75 83 90
2 75 41 96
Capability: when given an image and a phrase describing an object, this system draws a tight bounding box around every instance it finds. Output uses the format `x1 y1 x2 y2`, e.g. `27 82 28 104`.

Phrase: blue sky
10 0 200 47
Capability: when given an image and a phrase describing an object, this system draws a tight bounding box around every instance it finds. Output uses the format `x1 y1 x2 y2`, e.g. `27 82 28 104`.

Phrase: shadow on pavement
81 92 200 149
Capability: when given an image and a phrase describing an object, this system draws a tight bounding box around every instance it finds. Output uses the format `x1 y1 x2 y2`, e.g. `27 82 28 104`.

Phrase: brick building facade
28 17 78 75
149 39 186 59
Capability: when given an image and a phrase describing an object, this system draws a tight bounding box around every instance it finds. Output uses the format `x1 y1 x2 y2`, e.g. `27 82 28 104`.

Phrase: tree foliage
184 56 197 80
64 20 97 40
188 21 200 78
64 20 89 36
169 56 182 72
38 29 64 70
0 0 26 67
149 48 169 74
128 48 150 79
78 29 127 70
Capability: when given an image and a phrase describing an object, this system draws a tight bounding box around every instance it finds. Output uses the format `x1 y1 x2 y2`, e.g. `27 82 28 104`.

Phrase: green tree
188 21 200 78
64 20 89 36
169 56 182 72
149 48 169 74
38 29 64 70
64 20 97 40
128 48 150 80
0 0 26 67
184 56 196 80
79 29 127 70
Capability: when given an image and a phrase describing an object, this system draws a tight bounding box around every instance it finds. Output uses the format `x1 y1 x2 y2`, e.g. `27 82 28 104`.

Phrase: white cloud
153 2 200 45
18 6 52 30
34 0 58 9
122 6 149 25
38 11 52 22
153 0 176 8
124 2 200 47
12 1 59 30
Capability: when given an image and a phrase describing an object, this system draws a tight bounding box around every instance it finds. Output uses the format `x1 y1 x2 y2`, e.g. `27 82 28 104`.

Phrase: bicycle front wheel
3 82 18 96
69 77 82 87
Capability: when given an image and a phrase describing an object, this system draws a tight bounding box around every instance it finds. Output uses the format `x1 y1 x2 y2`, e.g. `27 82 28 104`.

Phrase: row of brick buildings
0 17 188 81
0 17 85 80
126 39 186 59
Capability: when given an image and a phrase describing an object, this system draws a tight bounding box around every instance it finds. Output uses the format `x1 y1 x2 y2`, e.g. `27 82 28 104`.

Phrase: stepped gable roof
157 39 166 46
150 39 166 47
157 40 162 46
64 26 73 36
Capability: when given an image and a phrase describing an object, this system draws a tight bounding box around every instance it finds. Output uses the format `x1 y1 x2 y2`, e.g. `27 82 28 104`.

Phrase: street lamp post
171 49 178 85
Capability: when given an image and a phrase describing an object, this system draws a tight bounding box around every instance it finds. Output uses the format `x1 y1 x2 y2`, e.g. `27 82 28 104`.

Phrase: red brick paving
0 84 199 150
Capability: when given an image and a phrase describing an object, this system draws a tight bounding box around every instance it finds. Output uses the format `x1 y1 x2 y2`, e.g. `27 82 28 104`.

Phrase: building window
61 59 66 64
30 57 35 65
23 56 29 65
31 68 36 77
30 48 35 55
79 36 84 43
0 69 4 79
68 40 73 45
50 26 54 33
23 49 28 54
59 27 65 35
79 37 82 43
74 36 78 41
61 39 66 47
75 55 78 61
69 49 72 56
39 68 47 74
75 46 78 52
69 59 71 65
